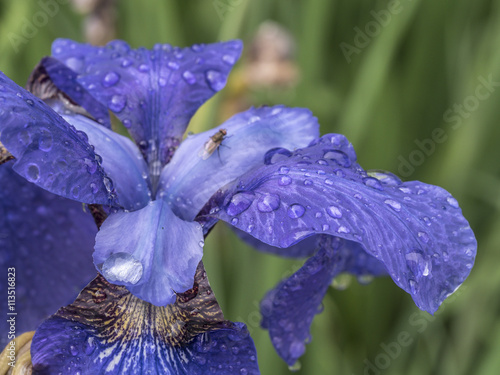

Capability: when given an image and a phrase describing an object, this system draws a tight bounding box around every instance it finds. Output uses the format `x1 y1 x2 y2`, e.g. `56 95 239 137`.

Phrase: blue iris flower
0 37 476 372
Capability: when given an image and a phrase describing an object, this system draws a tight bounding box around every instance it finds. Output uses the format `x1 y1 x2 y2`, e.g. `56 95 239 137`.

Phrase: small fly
198 129 228 160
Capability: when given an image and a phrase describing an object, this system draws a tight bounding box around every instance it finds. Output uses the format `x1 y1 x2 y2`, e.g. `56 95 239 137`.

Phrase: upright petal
203 134 477 313
31 265 260 374
159 106 319 220
0 162 97 348
52 38 243 168
0 72 117 205
93 200 204 306
26 56 111 128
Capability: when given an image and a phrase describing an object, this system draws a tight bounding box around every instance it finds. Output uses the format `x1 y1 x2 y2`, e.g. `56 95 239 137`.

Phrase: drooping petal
260 236 347 366
93 200 204 306
0 72 117 206
50 101 151 211
159 105 320 221
31 265 260 374
26 56 111 128
52 38 243 167
203 134 477 313
0 161 97 348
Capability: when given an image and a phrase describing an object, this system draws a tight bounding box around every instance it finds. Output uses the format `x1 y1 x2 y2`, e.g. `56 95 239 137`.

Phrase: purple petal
159 106 319 221
27 56 111 128
52 38 243 167
260 236 348 366
204 134 477 313
0 71 117 205
51 102 151 211
31 267 260 374
0 162 97 348
93 200 204 306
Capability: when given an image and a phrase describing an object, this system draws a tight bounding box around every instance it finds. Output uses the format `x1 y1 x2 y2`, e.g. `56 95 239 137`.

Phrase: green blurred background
1 0 499 374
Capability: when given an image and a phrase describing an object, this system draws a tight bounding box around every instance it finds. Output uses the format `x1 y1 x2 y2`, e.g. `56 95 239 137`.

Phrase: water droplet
71 185 80 198
337 226 350 234
26 99 34 106
138 64 150 72
108 95 127 112
367 170 401 186
316 159 328 165
103 177 113 192
322 224 330 231
446 196 459 208
304 179 313 186
289 340 305 360
102 71 120 87
83 158 98 174
222 54 236 64
198 240 205 247
418 231 430 243
257 194 280 212
231 217 239 225
123 119 131 128
384 199 401 212
323 150 351 167
226 192 255 216
182 70 196 85
363 177 383 190
240 368 248 375
158 77 168 87
406 251 431 277
287 204 305 219
279 166 290 174
205 70 226 91
102 252 143 285
326 205 342 219
324 179 334 186
39 131 53 151
167 61 179 70
278 176 292 186
18 129 31 146
409 279 418 294
70 345 78 356
26 164 40 182
121 58 133 67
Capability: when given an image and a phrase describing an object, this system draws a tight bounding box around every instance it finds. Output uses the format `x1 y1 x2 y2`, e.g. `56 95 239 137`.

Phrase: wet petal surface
0 72 117 205
0 162 97 347
204 134 477 313
53 104 151 211
52 38 242 167
94 200 204 306
31 265 260 374
160 106 319 220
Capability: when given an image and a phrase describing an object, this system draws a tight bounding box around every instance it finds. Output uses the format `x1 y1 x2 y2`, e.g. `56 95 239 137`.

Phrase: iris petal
203 134 477 313
0 162 97 348
94 200 204 306
160 105 320 221
27 56 111 128
31 265 260 374
0 72 117 205
53 104 151 211
52 38 243 166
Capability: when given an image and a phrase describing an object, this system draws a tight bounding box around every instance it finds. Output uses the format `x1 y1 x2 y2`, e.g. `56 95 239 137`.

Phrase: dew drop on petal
384 199 401 212
446 196 459 208
26 163 40 182
38 131 53 151
257 193 280 212
287 204 305 219
326 205 342 219
102 71 120 87
205 70 226 91
182 70 196 85
108 95 127 112
222 54 236 64
102 252 143 285
278 175 292 186
226 192 255 216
